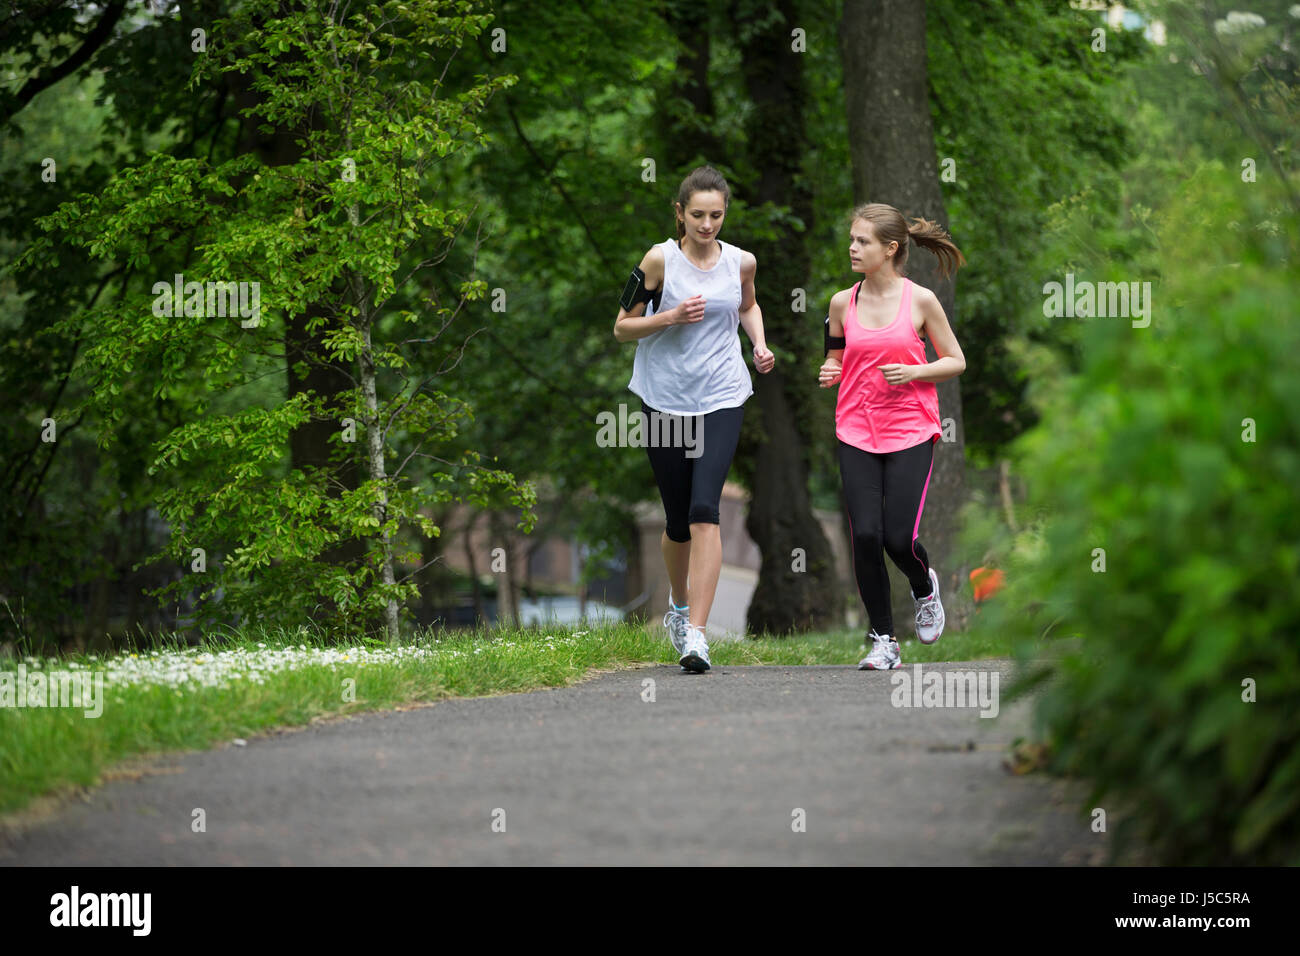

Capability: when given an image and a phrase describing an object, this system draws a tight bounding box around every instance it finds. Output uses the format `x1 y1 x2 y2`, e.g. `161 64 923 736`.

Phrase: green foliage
928 0 1146 460
11 0 535 639
421 0 678 583
0 32 170 652
8 0 1284 653
964 163 1300 864
1140 0 1300 189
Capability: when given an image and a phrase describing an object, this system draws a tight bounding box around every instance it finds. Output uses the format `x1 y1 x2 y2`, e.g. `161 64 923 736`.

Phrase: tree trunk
346 172 400 643
731 0 842 636
358 315 401 643
226 21 362 585
841 0 972 633
464 512 485 626
660 1 724 165
488 510 520 630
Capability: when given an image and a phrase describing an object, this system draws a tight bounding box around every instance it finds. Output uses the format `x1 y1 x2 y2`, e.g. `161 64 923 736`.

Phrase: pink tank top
834 278 942 453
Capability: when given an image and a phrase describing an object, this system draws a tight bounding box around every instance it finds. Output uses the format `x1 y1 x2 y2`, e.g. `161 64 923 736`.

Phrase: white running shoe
858 630 901 670
662 603 690 656
679 624 711 673
913 567 945 645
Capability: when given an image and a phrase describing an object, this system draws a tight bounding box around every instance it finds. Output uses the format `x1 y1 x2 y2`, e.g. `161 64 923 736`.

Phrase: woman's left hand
753 344 776 374
877 363 915 385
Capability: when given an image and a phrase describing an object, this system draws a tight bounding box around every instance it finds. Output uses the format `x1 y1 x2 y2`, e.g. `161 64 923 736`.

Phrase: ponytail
850 202 966 278
907 215 966 278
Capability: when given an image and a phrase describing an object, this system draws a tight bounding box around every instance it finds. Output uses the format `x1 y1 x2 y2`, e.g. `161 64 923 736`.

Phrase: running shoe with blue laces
663 599 690 656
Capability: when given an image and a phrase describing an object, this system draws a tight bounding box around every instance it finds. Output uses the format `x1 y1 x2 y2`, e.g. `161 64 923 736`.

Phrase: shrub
964 165 1300 864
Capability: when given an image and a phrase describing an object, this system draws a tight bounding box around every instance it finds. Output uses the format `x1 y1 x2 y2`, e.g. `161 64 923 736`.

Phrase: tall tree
726 0 843 635
218 13 363 577
16 0 532 641
841 0 971 631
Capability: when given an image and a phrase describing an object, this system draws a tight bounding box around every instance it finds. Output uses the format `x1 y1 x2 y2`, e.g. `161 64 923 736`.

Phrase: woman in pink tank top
818 203 968 670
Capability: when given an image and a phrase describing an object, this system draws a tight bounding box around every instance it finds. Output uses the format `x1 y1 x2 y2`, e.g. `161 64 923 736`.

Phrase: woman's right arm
614 247 681 342
819 289 848 388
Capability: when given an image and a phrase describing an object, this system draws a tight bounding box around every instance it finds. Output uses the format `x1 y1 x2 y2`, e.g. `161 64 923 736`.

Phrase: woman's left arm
890 285 966 384
738 251 775 373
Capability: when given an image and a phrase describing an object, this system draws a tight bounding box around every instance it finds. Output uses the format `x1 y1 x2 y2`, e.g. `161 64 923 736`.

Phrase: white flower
1214 11 1266 34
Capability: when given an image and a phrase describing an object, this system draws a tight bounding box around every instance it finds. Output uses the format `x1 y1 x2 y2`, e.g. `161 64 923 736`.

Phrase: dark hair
851 202 966 278
674 165 731 240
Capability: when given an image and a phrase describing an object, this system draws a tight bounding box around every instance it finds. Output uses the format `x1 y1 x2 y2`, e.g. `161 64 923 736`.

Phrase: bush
964 165 1300 864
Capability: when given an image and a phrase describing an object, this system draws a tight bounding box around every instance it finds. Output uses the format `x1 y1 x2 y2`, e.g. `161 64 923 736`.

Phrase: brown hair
674 165 731 240
851 202 966 278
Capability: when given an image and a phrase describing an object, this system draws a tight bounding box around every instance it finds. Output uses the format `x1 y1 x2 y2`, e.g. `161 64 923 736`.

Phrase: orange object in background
970 567 1004 603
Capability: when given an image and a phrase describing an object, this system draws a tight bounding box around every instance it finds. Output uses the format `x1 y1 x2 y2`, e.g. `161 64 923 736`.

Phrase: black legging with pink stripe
838 435 937 637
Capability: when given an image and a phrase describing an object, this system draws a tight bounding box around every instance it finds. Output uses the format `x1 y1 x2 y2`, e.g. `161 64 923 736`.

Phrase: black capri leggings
642 399 745 542
838 435 937 636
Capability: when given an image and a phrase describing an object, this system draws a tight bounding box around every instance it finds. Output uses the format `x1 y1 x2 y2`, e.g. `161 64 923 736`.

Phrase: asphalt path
1 661 1117 865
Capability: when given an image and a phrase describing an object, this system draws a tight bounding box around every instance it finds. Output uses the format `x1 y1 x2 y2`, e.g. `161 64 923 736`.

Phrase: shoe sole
859 660 901 670
917 624 944 645
679 652 710 673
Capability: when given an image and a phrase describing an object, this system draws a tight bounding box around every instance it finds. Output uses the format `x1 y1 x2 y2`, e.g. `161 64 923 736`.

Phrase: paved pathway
2 662 1114 865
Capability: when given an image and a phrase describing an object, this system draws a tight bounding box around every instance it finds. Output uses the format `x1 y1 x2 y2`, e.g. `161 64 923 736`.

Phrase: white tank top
627 238 754 415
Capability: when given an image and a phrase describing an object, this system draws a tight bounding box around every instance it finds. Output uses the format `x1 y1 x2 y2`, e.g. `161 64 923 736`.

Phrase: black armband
620 266 662 312
824 315 845 353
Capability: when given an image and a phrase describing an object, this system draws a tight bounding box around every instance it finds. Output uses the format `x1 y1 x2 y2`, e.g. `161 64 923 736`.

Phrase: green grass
0 622 1013 817
733 623 1012 665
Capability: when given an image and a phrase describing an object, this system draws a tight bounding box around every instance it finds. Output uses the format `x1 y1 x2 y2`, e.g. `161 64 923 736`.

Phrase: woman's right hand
819 359 842 388
670 295 707 325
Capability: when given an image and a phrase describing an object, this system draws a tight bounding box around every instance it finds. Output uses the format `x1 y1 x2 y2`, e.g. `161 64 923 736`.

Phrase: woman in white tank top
613 166 776 672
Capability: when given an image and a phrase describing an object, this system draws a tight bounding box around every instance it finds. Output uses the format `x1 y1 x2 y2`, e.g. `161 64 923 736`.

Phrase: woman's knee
665 517 692 542
687 503 720 526
883 531 916 561
852 523 885 552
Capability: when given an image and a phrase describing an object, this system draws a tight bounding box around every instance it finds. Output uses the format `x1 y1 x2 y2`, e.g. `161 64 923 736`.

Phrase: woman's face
849 218 897 275
677 190 726 243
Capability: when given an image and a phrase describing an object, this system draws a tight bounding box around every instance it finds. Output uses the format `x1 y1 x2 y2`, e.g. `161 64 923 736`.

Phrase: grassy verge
0 622 1013 817
733 623 1013 666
